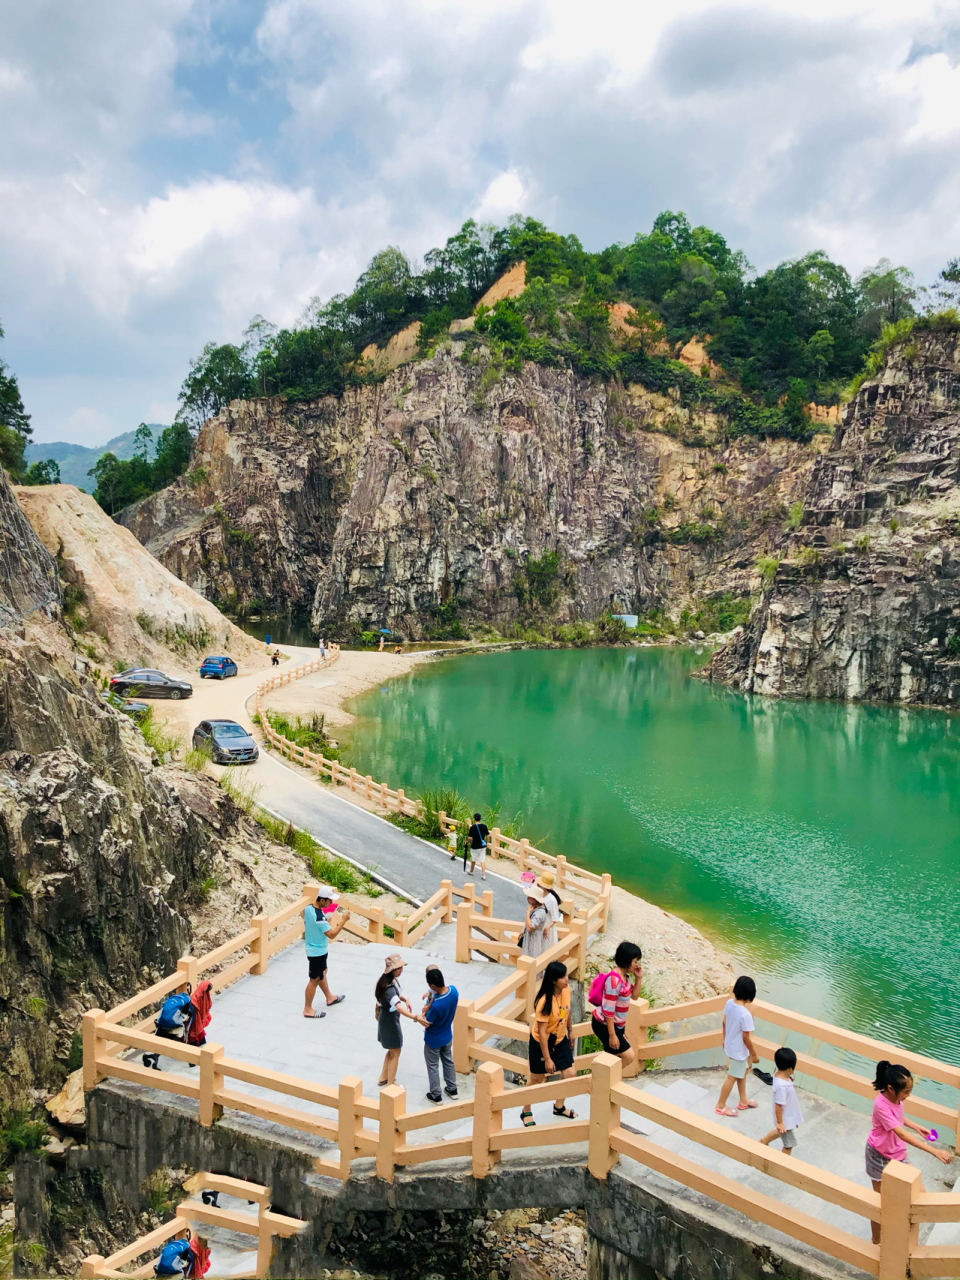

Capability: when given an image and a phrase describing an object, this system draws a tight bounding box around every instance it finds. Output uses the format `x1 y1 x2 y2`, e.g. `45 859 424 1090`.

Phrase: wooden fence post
303 881 320 902
490 827 501 859
377 1086 404 1183
480 889 494 918
455 902 472 963
440 880 454 924
349 767 358 792
365 775 373 800
623 999 648 1079
574 917 590 978
255 1203 273 1279
369 906 385 943
337 1077 363 1179
199 1044 224 1126
80 1256 105 1278
601 874 612 929
556 854 567 887
438 810 447 832
177 955 198 990
472 1062 503 1177
518 838 530 872
559 897 574 924
461 882 476 908
878 1161 922 1280
82 1010 105 1091
394 917 408 950
380 782 387 808
250 914 269 975
517 956 537 1022
588 1053 622 1180
453 998 474 1073
396 788 405 814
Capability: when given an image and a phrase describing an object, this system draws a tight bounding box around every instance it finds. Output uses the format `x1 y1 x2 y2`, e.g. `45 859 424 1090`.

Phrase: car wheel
169 690 182 700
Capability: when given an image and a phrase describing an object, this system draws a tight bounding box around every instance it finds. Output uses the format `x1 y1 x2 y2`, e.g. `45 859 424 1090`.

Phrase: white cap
315 885 340 902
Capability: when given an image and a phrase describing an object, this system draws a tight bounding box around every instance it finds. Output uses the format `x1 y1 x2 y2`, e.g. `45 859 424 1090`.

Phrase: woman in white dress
538 872 562 948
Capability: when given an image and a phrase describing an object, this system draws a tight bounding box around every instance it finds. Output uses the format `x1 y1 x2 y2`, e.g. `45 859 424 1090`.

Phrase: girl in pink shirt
866 1061 950 1244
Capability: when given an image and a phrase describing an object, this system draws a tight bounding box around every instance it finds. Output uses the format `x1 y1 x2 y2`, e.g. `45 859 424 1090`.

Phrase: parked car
109 669 193 699
100 689 151 723
192 719 259 764
199 656 238 680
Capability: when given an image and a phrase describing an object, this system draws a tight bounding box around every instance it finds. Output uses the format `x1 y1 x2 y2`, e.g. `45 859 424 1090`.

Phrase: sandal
303 1010 326 1019
715 1107 738 1116
520 1110 536 1127
738 1100 758 1110
326 994 346 1007
553 1105 577 1119
378 1078 389 1087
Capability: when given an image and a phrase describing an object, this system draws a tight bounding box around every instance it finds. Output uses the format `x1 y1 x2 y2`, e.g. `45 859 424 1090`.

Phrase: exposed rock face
15 483 264 672
0 468 60 627
707 325 960 705
123 349 821 635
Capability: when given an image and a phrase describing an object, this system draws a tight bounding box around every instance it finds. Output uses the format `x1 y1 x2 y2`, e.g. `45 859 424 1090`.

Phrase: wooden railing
83 879 960 1280
80 1173 305 1278
252 653 611 930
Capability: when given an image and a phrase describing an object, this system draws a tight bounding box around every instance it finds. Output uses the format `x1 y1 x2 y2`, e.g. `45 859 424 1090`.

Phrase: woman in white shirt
520 888 550 959
538 872 562 949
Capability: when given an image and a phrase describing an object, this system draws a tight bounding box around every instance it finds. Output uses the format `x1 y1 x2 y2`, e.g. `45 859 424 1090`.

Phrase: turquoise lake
343 647 960 1064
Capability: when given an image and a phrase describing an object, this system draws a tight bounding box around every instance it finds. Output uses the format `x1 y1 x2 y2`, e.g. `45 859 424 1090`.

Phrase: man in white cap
303 886 351 1018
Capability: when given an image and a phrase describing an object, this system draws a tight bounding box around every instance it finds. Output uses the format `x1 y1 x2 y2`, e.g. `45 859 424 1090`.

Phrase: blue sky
1 0 958 445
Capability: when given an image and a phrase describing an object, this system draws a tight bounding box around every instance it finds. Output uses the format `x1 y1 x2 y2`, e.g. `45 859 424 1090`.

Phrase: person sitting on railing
588 941 643 1071
142 986 194 1071
520 960 578 1127
519 887 550 959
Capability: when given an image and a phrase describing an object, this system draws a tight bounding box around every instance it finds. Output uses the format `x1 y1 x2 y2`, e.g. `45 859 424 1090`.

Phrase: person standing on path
520 887 550 959
465 812 489 878
320 638 327 659
302 887 351 1018
715 976 760 1115
538 872 562 948
865 1061 950 1244
271 649 281 667
376 956 418 1086
520 960 578 1127
760 1047 804 1155
418 967 459 1103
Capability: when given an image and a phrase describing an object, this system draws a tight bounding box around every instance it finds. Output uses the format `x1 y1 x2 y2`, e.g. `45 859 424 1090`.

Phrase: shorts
469 845 487 862
308 954 329 981
779 1129 797 1150
865 1141 904 1181
529 1032 574 1076
727 1057 748 1079
591 1015 630 1057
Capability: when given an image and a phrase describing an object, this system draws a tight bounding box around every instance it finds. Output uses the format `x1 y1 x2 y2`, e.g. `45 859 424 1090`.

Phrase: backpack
156 992 192 1033
588 970 617 1008
154 1238 191 1275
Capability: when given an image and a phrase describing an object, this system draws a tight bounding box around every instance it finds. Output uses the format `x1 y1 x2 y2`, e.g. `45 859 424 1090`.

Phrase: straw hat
524 886 546 904
315 885 340 902
383 954 405 972
537 871 555 890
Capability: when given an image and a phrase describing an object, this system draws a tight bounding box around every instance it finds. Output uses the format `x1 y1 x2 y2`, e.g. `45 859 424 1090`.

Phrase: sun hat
537 871 555 889
520 870 537 884
524 886 546 904
315 885 340 902
383 954 405 972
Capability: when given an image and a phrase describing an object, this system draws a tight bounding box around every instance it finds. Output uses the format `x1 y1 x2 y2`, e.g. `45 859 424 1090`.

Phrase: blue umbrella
378 628 391 634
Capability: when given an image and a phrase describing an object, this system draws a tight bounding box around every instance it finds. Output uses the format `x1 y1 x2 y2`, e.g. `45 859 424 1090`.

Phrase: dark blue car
199 655 238 680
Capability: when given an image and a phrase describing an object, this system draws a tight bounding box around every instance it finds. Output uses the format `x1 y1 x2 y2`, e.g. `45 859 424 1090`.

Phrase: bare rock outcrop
706 323 960 705
122 348 820 636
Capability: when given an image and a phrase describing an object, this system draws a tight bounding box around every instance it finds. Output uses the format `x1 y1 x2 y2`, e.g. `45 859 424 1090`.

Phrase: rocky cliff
706 322 960 705
122 346 825 636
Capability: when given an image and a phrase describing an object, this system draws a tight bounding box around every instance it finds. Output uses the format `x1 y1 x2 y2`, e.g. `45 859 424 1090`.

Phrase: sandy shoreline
259 647 738 1007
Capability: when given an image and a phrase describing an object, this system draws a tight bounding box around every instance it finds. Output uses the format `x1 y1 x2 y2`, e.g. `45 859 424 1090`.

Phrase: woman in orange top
520 960 578 1127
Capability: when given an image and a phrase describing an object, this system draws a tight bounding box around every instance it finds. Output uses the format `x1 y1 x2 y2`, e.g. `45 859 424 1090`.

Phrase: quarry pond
344 646 960 1064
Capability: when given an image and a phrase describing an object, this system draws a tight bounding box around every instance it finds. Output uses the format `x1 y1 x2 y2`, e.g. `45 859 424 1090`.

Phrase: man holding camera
303 886 351 1018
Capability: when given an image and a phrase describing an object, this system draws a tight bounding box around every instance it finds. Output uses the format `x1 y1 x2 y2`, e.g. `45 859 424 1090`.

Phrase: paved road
165 646 529 916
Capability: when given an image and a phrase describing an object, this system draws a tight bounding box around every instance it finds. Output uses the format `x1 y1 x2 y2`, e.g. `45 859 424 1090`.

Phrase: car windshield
213 725 248 738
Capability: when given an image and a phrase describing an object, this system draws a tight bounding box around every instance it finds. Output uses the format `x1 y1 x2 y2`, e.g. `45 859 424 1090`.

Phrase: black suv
192 719 259 764
110 669 193 700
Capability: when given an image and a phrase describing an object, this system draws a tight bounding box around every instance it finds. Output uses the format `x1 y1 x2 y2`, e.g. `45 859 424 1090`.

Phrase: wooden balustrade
80 1174 306 1279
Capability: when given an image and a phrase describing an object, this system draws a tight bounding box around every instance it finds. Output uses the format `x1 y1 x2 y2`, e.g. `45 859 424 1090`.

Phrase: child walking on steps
866 1060 951 1244
716 976 760 1116
760 1047 803 1154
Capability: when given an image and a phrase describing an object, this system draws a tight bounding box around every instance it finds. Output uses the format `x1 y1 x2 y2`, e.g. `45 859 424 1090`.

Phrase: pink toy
926 1129 939 1142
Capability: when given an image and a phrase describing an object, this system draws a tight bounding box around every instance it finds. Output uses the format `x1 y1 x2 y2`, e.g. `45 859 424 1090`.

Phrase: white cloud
1 0 958 442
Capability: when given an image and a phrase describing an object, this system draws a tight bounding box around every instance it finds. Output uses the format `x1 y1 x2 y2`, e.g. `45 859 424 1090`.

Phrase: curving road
161 646 530 915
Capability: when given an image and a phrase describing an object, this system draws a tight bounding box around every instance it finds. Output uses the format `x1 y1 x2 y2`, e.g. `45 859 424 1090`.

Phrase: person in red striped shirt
590 941 643 1070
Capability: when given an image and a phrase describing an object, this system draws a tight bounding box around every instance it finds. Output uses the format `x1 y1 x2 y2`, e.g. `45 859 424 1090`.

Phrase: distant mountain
25 427 164 489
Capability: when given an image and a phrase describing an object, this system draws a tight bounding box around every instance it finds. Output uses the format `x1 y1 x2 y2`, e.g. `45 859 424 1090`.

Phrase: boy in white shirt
715 975 759 1116
760 1046 804 1154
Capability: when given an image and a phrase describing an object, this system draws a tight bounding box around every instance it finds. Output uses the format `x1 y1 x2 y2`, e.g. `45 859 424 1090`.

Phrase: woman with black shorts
591 941 643 1071
520 960 579 1127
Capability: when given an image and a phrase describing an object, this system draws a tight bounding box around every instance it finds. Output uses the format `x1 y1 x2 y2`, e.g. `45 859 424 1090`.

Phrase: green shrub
138 708 182 761
946 635 960 657
785 500 804 530
219 766 263 814
755 554 781 587
255 812 367 892
185 742 212 773
263 710 340 757
0 1107 46 1166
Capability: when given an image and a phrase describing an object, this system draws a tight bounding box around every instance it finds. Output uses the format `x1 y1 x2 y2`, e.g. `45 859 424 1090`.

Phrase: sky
1 1 958 445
